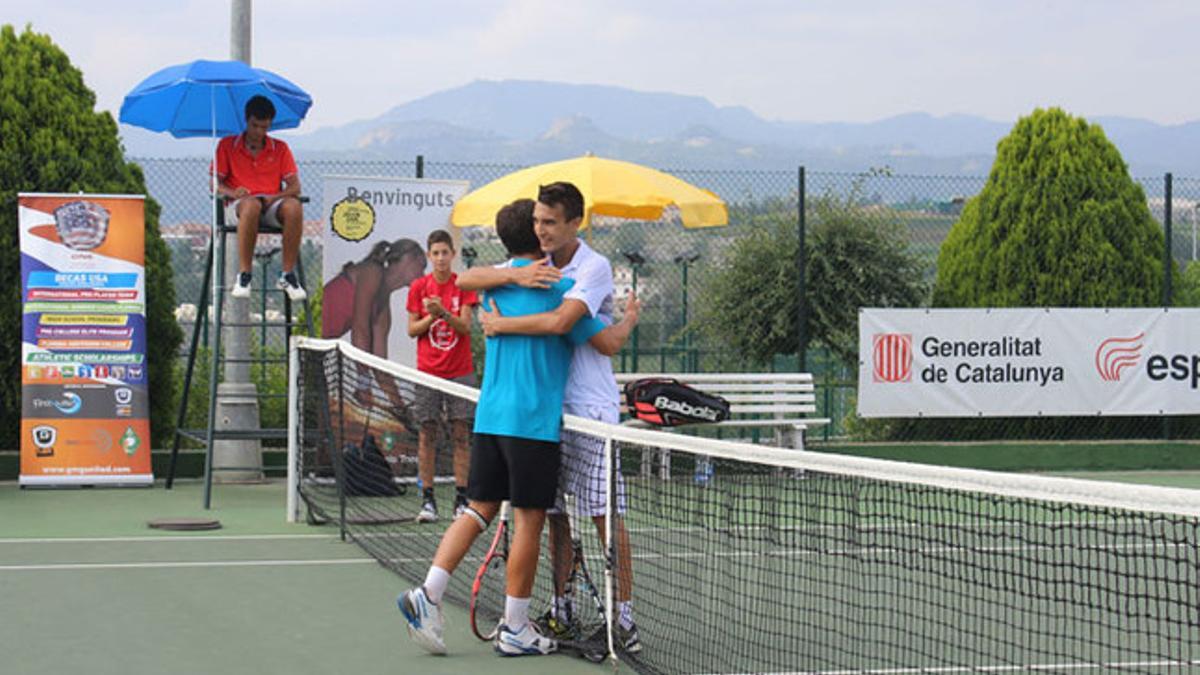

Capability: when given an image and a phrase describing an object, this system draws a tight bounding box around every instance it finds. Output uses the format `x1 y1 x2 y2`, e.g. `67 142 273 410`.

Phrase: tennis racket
558 493 611 663
469 500 510 641
564 492 606 628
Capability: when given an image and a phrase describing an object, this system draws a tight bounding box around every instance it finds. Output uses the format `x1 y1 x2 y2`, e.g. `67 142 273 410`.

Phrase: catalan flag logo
873 333 913 383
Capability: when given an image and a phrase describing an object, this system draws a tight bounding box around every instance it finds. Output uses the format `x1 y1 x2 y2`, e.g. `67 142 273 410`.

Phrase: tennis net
289 336 1200 674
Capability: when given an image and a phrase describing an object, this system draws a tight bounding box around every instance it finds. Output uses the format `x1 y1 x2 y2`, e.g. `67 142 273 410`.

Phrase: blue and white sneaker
276 270 307 301
494 622 557 656
230 271 252 299
398 587 446 655
617 622 642 654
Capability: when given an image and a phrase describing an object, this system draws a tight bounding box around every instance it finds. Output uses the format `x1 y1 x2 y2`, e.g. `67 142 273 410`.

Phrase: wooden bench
613 372 830 478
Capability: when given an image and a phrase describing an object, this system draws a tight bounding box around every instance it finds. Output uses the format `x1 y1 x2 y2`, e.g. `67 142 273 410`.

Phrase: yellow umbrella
450 154 727 229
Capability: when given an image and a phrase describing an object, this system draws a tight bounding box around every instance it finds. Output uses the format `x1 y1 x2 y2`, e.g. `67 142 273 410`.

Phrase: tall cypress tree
899 108 1173 442
933 107 1163 307
0 25 182 449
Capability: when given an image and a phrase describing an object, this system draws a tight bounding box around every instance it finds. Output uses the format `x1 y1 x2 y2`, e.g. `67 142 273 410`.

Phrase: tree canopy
697 188 927 367
0 24 182 449
933 107 1164 308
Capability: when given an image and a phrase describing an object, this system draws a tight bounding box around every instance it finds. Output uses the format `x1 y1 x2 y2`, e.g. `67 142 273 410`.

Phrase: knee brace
461 505 489 532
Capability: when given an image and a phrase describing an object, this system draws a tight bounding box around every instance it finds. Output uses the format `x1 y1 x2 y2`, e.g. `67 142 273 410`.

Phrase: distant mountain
120 79 1200 176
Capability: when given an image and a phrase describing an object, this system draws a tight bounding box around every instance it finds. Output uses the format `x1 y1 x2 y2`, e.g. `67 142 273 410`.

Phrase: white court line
772 659 1200 674
0 558 380 572
0 534 334 544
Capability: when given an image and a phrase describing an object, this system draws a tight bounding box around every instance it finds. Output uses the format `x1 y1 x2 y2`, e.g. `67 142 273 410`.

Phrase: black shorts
467 433 561 509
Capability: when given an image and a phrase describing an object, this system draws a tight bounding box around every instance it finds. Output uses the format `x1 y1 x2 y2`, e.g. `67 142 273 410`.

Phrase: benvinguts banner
321 175 470 369
19 193 151 486
858 308 1200 418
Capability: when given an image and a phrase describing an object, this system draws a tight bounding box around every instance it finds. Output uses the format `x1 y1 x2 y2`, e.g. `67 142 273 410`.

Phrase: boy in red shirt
407 230 479 522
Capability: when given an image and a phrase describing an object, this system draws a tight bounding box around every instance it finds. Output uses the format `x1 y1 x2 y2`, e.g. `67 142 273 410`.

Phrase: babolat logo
653 395 722 421
1146 353 1200 389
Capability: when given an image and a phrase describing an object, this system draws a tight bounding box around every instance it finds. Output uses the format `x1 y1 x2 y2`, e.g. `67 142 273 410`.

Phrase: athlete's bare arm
479 291 640 357
456 258 562 291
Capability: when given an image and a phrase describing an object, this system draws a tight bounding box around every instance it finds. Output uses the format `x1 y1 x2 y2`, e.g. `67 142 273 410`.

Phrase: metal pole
260 255 268 383
214 0 264 485
1164 172 1173 307
630 266 639 372
286 335 299 523
230 0 252 64
797 166 808 372
416 154 424 179
681 261 688 365
1163 172 1173 442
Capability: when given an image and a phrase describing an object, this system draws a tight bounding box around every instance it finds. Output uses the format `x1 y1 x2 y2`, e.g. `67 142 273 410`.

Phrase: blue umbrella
119 59 312 138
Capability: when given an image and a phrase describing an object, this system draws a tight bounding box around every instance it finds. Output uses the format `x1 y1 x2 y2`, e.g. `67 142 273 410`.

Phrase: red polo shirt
212 133 298 195
406 273 478 378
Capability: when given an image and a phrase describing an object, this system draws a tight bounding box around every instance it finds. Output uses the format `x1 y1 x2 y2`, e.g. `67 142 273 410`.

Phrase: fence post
416 154 424 179
1164 172 1173 306
797 166 808 372
631 264 640 372
1163 172 1173 441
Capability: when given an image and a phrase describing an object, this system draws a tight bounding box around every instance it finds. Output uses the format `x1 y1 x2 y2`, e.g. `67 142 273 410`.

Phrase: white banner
858 308 1200 417
320 175 470 368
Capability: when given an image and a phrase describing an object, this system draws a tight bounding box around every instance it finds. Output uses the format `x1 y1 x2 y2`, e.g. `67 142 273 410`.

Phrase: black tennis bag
624 378 731 427
342 433 404 497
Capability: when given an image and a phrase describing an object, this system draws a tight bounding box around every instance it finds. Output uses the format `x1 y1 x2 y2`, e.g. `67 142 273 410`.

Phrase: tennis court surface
0 481 623 675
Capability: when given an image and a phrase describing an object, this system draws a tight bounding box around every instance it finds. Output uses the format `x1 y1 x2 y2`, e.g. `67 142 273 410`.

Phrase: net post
336 347 347 542
286 335 300 523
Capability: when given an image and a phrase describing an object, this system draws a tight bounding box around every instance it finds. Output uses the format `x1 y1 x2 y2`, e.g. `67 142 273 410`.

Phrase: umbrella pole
203 89 220 509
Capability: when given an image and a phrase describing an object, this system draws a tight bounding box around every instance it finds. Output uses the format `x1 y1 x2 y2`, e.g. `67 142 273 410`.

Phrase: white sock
423 566 450 604
618 601 635 630
505 595 531 630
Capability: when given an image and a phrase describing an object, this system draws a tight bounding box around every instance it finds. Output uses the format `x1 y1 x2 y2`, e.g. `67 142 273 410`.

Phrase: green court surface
0 480 625 675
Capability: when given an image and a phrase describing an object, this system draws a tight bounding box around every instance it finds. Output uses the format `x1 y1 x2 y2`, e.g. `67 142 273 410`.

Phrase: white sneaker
230 272 252 299
398 587 446 655
277 270 307 301
495 622 557 656
416 500 438 523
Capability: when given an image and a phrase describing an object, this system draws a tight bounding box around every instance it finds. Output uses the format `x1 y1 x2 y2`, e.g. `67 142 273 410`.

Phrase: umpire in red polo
212 95 307 300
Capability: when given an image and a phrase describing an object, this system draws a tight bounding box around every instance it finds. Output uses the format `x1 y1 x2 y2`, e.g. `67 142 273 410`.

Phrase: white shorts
225 196 284 229
556 403 626 518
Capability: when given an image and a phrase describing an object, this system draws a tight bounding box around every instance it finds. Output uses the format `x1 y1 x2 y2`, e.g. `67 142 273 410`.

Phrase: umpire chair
168 196 314 507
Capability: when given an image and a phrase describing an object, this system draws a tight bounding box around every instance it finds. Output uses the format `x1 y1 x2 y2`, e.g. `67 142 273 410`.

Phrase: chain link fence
133 156 1197 446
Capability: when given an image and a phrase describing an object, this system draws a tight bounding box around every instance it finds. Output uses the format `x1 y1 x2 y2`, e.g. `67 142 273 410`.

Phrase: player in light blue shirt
399 199 638 657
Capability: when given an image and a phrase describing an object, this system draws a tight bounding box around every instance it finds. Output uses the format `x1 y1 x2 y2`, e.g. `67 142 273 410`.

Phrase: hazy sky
5 0 1197 131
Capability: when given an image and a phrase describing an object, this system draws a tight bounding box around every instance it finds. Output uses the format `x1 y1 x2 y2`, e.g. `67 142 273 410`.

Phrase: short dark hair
426 229 454 251
244 95 276 121
537 182 584 223
495 199 539 256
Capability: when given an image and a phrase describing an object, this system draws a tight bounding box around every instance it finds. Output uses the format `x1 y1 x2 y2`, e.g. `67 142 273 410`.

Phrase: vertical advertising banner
19 194 152 486
321 176 470 368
